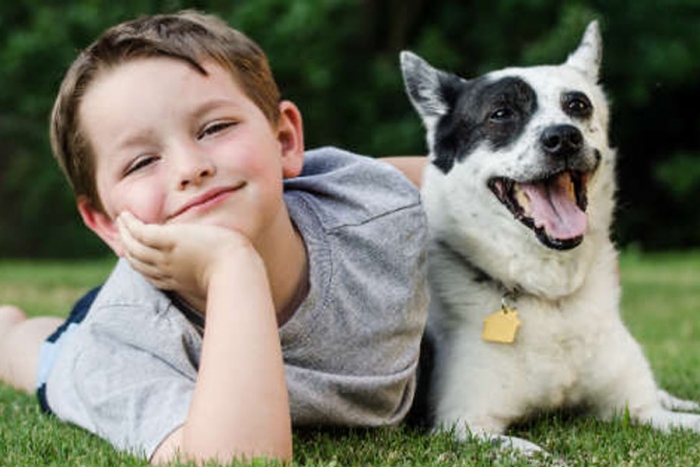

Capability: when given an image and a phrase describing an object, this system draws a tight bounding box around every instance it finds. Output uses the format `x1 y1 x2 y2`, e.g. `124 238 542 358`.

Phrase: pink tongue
520 173 587 240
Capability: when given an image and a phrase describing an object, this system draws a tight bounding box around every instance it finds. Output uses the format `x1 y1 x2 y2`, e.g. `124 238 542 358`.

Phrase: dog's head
401 22 615 257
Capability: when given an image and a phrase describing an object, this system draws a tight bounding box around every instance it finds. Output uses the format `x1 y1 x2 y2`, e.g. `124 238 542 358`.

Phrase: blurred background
0 0 698 258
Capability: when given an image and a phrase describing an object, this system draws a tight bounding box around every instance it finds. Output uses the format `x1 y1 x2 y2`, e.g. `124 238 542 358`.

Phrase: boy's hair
50 10 281 212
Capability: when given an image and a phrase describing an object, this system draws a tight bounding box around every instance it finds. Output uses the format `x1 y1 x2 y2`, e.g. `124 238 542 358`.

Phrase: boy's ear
276 100 305 178
77 196 124 257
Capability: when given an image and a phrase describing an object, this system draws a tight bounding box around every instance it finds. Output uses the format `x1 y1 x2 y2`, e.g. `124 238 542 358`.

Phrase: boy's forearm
179 250 292 463
380 156 427 188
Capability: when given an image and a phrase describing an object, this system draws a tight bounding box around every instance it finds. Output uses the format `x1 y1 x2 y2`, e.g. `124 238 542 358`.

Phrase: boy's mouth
169 182 246 220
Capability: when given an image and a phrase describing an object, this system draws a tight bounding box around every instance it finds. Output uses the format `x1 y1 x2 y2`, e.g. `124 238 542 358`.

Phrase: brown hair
50 10 281 211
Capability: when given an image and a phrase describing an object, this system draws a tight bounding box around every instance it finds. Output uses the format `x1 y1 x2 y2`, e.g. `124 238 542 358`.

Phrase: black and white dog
401 21 700 453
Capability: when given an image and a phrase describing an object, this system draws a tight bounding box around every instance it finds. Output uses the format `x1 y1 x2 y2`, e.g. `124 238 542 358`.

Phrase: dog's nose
540 125 583 158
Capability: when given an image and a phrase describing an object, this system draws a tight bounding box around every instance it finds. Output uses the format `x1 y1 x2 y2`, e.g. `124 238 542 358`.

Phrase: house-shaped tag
482 307 521 344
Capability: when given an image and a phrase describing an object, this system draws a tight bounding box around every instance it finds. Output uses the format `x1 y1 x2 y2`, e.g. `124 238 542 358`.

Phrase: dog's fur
401 21 700 452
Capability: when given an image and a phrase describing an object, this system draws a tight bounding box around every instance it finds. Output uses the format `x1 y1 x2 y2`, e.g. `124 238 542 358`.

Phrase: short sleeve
45 302 201 459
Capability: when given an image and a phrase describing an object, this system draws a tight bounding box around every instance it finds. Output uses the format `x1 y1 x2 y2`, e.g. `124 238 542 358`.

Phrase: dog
401 21 700 453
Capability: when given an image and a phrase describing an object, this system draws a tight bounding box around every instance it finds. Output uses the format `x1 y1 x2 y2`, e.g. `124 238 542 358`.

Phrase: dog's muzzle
488 125 598 251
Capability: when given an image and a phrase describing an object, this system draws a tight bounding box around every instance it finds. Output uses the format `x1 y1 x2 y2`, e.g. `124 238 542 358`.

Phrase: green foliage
655 152 700 201
1 0 699 257
652 151 700 252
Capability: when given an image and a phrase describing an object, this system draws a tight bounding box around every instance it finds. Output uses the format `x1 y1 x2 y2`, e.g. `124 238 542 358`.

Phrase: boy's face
77 58 304 256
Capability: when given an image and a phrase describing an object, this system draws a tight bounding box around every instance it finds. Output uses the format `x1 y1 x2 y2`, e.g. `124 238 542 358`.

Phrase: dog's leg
435 418 546 455
432 390 553 455
637 407 700 433
594 333 700 431
658 389 700 412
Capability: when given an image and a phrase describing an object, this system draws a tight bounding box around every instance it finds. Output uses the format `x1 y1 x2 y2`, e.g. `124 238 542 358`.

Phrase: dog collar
436 239 523 297
436 239 524 343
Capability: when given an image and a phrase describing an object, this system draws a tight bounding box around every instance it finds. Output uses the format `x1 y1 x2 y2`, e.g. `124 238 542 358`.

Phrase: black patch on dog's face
433 77 538 173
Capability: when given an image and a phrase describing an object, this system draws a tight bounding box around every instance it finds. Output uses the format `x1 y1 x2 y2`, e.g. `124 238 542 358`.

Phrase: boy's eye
124 155 157 177
198 121 235 139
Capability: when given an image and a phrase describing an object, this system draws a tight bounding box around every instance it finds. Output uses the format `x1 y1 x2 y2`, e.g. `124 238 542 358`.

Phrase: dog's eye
563 92 592 118
567 99 590 113
489 107 515 122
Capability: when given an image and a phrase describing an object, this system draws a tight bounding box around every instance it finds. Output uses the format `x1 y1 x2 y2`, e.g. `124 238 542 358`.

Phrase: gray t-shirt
42 147 429 458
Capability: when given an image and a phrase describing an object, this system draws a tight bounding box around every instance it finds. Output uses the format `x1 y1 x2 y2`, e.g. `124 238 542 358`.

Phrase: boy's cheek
108 183 165 223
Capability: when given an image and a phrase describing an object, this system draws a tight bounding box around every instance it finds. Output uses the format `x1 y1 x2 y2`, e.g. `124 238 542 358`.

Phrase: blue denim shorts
36 286 101 414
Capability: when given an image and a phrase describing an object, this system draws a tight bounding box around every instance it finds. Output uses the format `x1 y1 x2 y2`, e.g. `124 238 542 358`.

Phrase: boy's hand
118 211 290 464
117 211 255 309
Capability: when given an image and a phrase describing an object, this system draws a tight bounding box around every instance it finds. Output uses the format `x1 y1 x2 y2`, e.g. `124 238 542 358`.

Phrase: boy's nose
173 150 217 190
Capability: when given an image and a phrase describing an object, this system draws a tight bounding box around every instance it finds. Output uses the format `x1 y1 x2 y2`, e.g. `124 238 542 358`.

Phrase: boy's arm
118 213 291 464
380 156 427 188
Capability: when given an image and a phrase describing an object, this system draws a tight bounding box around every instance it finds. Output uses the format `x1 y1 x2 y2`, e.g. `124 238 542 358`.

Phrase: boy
0 10 428 465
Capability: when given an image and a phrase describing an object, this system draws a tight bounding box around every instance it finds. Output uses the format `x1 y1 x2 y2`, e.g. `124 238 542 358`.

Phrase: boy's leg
0 306 61 393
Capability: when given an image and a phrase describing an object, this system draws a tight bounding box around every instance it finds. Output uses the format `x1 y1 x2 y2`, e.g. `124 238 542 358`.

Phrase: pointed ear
276 100 305 179
77 196 124 256
400 51 463 128
400 51 468 172
565 20 603 83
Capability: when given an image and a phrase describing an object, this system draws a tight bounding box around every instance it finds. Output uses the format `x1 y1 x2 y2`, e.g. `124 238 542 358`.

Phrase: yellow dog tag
482 306 521 344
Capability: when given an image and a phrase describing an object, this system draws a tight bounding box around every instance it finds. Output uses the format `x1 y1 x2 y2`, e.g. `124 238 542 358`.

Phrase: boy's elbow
181 434 293 466
152 446 292 466
150 425 293 465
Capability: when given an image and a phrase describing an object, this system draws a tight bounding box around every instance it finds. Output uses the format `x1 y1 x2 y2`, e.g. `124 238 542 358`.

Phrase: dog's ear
564 21 602 83
400 51 463 128
401 51 468 173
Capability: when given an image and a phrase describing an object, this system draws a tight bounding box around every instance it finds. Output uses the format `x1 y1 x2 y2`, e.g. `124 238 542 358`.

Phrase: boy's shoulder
284 146 422 230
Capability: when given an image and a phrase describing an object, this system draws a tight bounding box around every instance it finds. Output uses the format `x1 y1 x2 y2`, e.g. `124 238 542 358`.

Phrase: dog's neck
436 239 524 299
434 235 602 302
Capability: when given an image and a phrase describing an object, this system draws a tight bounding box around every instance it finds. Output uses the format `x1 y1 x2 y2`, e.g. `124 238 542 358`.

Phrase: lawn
1 251 700 466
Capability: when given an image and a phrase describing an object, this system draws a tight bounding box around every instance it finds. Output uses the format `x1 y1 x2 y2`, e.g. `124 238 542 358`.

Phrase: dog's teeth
567 177 576 201
557 172 577 203
515 186 531 214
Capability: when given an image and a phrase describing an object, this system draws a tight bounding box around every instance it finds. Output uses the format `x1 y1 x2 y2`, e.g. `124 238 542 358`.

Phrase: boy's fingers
123 252 172 287
118 220 164 266
118 212 174 251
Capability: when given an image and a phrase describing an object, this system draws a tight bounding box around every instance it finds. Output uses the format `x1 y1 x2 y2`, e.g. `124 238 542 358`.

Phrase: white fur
406 21 700 453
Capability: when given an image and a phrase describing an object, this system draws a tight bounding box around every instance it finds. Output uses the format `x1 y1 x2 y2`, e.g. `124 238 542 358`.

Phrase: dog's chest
430 253 620 409
515 294 622 409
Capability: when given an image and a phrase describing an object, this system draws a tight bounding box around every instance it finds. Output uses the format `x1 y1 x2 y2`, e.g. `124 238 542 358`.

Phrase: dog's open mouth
488 171 591 250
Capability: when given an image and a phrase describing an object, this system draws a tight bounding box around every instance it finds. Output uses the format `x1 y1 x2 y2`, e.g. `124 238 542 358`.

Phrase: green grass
1 251 700 466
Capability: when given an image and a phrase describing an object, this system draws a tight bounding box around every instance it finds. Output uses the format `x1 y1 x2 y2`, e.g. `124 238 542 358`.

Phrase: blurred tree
0 0 698 257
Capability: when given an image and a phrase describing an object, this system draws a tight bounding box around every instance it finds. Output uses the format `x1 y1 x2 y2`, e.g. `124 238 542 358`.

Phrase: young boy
0 10 428 465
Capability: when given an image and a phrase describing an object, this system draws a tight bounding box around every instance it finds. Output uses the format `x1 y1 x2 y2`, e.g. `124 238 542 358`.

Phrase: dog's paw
486 434 546 455
642 407 700 433
658 389 700 412
437 422 567 464
438 418 546 453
